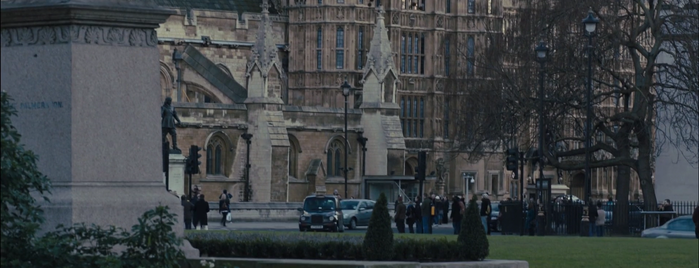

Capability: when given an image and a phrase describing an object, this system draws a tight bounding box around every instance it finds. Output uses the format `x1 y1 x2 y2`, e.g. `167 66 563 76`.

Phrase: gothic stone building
156 0 523 203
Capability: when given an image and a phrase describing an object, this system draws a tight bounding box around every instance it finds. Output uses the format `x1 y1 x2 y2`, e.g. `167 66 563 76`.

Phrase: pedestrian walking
394 196 406 233
434 195 443 225
219 198 230 227
595 201 606 237
588 201 598 237
414 196 423 233
194 194 210 230
181 195 193 230
525 201 536 236
480 193 492 235
421 194 433 234
450 195 465 234
442 196 449 224
406 201 416 233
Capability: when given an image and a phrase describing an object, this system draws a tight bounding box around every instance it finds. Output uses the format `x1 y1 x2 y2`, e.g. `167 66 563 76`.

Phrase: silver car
340 199 375 229
641 215 696 239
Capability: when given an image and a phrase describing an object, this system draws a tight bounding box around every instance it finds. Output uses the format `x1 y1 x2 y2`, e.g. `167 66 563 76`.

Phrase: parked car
641 215 695 239
297 194 344 232
340 199 375 229
602 203 645 232
555 195 585 204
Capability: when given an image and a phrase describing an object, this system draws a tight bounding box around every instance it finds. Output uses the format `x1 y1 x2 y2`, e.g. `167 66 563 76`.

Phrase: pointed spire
361 5 398 84
246 0 283 79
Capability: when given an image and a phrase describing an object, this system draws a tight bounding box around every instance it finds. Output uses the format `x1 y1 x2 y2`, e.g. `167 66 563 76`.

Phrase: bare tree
441 0 698 233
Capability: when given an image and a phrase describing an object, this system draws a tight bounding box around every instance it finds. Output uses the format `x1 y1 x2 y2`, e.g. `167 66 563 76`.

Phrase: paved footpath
199 220 499 236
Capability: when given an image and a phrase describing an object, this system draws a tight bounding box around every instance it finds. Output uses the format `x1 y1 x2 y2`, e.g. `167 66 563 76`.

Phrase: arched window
206 136 229 176
336 27 345 69
326 140 344 177
288 135 301 178
468 0 475 14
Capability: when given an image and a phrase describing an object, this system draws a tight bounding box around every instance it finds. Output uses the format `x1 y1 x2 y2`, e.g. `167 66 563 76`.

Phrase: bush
458 195 489 261
362 192 394 260
186 232 468 262
1 91 53 267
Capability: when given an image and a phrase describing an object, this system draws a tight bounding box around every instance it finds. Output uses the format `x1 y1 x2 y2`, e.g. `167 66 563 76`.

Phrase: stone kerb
188 258 529 268
206 202 303 222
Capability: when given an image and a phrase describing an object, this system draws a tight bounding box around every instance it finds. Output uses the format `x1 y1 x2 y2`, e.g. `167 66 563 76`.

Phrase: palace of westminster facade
155 0 643 203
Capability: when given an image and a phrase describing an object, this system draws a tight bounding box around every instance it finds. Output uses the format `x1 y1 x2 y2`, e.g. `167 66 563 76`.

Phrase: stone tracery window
206 136 228 176
326 139 344 177
336 26 345 69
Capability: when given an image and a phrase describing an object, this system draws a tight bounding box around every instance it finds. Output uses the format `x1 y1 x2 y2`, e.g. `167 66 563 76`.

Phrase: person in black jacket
181 195 193 230
450 195 465 234
480 193 492 235
194 194 210 230
588 201 598 237
414 196 423 234
442 196 449 224
406 201 416 233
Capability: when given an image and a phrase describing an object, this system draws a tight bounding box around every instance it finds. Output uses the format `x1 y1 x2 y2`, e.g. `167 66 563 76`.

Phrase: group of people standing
393 193 492 235
180 189 233 230
180 192 210 230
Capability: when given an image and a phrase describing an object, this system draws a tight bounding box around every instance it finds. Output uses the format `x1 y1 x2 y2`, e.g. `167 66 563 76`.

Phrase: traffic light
416 151 426 181
506 148 518 171
188 145 202 174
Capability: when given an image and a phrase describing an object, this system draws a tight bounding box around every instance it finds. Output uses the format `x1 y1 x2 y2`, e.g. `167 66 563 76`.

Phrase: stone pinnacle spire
245 0 283 79
361 5 398 84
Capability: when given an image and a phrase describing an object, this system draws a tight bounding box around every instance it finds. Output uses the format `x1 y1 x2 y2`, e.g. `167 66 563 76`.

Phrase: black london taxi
297 194 344 232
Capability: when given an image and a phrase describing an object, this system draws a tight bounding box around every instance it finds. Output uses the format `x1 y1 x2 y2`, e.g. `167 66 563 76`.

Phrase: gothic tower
360 5 405 176
244 0 290 202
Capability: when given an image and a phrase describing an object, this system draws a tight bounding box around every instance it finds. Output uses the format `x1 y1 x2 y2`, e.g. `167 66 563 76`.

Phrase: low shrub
186 232 467 262
458 195 489 261
362 193 393 260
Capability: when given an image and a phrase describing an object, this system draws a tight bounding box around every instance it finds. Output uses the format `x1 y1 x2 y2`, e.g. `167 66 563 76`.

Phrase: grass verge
186 230 699 268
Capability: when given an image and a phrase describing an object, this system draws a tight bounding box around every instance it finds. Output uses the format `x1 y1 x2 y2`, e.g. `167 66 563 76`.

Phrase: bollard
580 206 589 237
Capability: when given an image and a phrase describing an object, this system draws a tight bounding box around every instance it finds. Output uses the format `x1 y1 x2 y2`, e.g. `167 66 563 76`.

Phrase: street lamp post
241 133 253 202
341 80 353 199
535 41 548 202
357 130 368 177
172 48 183 102
582 8 599 206
535 41 549 236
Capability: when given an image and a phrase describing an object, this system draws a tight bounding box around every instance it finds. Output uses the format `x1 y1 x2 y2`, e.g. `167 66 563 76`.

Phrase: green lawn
187 230 698 268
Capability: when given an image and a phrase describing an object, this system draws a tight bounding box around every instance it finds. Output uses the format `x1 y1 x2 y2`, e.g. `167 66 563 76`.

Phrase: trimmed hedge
186 232 466 262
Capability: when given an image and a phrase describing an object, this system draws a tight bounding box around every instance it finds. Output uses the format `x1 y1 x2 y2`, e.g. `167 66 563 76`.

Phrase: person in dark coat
394 196 406 233
450 195 465 234
194 194 210 230
480 193 492 235
525 201 536 236
442 196 450 224
181 195 193 230
659 199 674 225
414 196 423 234
406 201 416 233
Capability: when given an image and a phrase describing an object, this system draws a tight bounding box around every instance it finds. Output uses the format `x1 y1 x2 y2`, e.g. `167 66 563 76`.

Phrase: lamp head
582 8 599 35
172 48 183 64
535 41 548 61
341 80 352 96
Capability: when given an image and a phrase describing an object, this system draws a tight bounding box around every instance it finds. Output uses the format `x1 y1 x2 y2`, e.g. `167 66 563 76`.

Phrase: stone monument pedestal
1 0 198 258
168 153 187 197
